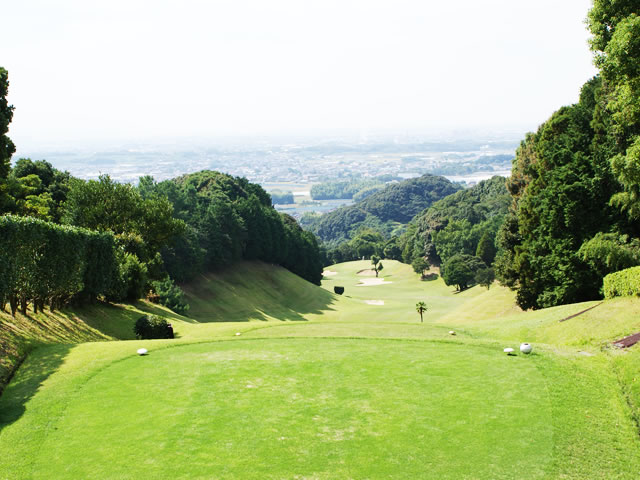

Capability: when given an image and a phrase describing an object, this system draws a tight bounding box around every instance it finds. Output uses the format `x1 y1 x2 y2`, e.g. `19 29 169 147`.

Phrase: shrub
134 315 174 339
334 286 345 295
107 252 148 302
603 266 640 299
152 277 190 315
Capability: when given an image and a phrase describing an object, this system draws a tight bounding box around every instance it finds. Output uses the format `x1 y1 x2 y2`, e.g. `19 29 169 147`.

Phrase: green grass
2 260 640 478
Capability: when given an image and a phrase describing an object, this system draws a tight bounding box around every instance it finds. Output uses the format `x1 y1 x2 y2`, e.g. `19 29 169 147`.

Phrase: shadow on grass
0 343 70 433
183 270 340 323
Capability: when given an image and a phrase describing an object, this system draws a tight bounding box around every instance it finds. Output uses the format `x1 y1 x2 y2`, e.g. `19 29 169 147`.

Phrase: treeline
138 171 323 285
493 2 640 309
310 175 400 201
0 216 117 315
0 167 324 315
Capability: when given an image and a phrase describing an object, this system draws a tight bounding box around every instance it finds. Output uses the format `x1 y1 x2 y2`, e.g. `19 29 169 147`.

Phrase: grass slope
1 260 640 478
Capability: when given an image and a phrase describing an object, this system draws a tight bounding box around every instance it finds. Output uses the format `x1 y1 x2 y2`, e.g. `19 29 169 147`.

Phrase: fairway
2 260 640 479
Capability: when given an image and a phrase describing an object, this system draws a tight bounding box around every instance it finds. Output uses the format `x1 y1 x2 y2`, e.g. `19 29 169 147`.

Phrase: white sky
2 0 597 147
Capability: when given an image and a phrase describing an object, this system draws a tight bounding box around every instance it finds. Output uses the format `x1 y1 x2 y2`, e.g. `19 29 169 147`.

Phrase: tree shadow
421 273 439 281
184 271 340 323
0 343 70 433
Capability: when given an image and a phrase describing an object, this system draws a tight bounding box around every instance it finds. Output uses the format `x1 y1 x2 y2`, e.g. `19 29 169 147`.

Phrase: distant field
1 260 640 478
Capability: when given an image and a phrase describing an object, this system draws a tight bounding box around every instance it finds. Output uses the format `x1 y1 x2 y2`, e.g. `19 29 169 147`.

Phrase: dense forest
400 176 510 267
306 174 461 250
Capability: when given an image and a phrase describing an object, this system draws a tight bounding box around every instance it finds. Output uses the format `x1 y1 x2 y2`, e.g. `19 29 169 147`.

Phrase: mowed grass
1 260 640 478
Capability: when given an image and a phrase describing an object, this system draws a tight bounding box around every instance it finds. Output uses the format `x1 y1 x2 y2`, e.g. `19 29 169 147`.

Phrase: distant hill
306 174 461 247
401 176 510 266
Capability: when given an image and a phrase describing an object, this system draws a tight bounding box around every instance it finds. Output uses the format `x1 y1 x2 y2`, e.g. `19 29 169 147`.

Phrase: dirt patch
559 302 603 322
614 332 640 349
356 278 393 286
322 270 338 277
356 269 377 276
364 300 384 305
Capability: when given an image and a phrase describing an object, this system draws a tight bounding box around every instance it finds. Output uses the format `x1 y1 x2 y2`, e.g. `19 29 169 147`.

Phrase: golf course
1 259 640 479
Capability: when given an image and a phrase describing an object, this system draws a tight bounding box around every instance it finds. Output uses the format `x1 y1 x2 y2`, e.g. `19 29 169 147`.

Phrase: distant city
13 131 521 216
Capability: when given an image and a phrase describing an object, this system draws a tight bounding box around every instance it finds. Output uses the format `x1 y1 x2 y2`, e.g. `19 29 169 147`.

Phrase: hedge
603 266 640 299
0 215 117 315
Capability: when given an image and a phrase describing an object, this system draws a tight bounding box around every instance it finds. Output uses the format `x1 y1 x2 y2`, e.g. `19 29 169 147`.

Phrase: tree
476 231 497 266
371 255 383 277
415 301 427 323
411 257 430 278
441 254 485 291
0 67 16 212
475 268 495 290
587 3 640 220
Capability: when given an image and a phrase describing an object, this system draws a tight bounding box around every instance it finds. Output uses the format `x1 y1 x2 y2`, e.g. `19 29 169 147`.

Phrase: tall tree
371 255 384 277
588 1 640 219
0 67 16 212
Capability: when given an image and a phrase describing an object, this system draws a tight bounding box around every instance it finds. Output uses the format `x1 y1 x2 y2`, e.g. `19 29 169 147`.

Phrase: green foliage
441 254 486 291
152 171 323 285
0 67 16 211
350 230 384 259
310 176 399 200
63 174 185 265
371 255 383 277
476 231 497 266
308 175 460 247
475 268 495 290
588 3 640 219
498 73 636 309
411 257 430 277
415 301 427 322
603 266 640 299
401 176 509 268
133 315 174 339
579 232 640 279
108 252 148 302
152 277 190 315
0 215 117 314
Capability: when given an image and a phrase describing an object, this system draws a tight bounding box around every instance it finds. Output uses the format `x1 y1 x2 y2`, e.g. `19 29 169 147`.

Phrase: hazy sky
3 0 597 147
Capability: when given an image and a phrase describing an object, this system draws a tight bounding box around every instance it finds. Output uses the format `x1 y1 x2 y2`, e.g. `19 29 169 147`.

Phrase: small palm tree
416 301 427 323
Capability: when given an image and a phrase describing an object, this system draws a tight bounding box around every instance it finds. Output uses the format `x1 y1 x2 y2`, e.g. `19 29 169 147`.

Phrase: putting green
25 338 553 479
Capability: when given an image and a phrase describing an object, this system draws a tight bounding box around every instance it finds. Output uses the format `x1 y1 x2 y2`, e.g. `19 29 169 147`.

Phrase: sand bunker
364 300 384 305
322 270 338 276
356 278 393 286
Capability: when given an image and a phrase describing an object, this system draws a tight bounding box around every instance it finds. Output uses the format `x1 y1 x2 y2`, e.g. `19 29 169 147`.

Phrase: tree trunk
20 296 28 316
9 296 17 317
420 312 423 323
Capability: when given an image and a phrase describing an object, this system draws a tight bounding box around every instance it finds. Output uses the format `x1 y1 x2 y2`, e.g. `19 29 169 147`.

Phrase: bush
152 277 190 315
134 315 174 339
603 266 640 299
107 252 148 302
334 286 345 295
